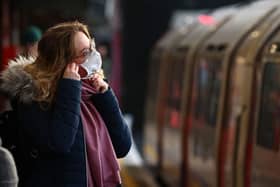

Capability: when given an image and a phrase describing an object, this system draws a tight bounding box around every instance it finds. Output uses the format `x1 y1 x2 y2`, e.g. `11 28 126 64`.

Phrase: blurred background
0 0 252 155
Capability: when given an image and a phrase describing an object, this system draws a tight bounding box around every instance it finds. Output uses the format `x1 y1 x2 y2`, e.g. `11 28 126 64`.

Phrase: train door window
257 63 280 152
167 55 185 128
226 64 244 127
193 58 222 127
224 62 248 147
156 53 172 125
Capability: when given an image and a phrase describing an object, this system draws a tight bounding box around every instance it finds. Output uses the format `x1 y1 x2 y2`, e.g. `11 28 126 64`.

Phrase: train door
161 7 238 187
143 28 184 169
143 17 197 174
250 18 280 187
177 6 238 187
160 44 186 187
159 7 238 187
154 19 200 186
187 2 277 187
224 4 280 187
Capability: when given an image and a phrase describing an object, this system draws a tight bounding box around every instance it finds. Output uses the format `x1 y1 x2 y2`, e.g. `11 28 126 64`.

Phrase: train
142 0 280 187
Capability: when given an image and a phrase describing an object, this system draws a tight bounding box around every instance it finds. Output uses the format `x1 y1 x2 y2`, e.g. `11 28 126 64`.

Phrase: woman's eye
82 50 90 57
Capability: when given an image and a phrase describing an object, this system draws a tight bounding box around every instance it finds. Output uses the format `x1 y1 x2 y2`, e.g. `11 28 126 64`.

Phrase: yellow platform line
120 160 139 187
144 145 157 162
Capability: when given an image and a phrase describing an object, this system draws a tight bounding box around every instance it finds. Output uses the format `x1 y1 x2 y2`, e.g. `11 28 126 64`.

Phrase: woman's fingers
63 63 81 80
89 74 108 93
69 63 79 73
74 63 79 73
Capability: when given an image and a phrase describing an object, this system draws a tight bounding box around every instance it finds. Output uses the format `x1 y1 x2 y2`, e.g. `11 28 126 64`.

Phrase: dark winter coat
0 57 132 187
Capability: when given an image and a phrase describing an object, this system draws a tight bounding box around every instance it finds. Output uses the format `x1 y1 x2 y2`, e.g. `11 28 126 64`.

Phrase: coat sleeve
91 88 132 158
17 79 81 154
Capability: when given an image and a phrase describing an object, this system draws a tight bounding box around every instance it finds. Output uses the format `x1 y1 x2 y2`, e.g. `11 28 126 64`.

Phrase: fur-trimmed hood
0 56 36 103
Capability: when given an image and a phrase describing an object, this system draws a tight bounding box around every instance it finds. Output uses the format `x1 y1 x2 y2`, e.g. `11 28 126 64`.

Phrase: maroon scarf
80 80 121 187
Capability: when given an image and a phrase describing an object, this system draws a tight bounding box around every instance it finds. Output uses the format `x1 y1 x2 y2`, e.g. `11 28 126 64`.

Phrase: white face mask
80 50 102 79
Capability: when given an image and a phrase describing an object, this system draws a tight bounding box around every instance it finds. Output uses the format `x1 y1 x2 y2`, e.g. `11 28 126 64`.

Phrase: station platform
120 163 160 187
120 115 160 187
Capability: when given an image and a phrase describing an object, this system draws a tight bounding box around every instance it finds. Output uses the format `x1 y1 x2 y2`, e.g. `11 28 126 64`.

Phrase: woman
0 21 131 187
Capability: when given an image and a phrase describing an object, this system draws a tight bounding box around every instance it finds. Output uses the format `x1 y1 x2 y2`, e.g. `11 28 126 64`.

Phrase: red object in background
198 14 216 26
1 45 17 71
170 110 180 128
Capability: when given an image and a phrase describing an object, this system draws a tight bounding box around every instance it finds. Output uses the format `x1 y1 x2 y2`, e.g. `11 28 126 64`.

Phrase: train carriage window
193 59 222 127
257 63 280 151
167 55 185 128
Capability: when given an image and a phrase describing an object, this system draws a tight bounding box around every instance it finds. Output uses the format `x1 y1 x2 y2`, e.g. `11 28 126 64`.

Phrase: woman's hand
89 73 108 93
63 63 81 80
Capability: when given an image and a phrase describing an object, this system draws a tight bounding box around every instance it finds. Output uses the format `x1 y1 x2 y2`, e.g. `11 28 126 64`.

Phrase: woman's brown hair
24 21 91 105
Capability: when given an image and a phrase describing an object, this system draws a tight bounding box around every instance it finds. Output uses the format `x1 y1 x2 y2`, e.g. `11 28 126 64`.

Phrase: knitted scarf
80 80 121 187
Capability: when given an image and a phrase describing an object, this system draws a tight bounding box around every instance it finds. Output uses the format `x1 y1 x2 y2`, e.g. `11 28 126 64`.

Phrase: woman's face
73 31 91 65
73 31 92 77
